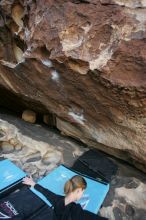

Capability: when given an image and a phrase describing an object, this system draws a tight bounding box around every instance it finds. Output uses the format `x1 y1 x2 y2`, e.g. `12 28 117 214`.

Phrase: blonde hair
64 175 87 195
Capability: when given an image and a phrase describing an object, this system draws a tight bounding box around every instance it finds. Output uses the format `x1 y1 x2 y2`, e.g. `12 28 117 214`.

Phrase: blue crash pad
31 165 109 214
0 159 26 193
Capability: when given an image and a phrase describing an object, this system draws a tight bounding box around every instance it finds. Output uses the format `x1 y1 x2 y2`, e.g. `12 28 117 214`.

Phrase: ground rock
1 141 15 153
9 138 19 146
100 175 146 220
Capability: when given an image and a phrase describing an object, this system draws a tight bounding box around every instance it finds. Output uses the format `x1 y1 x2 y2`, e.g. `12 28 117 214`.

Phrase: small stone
15 144 22 151
22 110 37 123
1 142 15 154
9 138 18 146
125 179 139 189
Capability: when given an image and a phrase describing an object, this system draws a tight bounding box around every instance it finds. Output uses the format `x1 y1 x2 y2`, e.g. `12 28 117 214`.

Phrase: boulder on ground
43 114 50 124
22 110 36 123
1 141 15 153
43 114 56 127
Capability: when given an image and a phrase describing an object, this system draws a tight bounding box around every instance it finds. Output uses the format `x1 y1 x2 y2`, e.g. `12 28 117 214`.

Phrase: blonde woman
23 175 108 220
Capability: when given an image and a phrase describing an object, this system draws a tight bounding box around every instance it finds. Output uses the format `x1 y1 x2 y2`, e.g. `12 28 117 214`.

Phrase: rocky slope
0 0 146 171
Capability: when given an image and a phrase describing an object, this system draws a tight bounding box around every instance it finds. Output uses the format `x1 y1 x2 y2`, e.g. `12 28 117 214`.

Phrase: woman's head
64 175 87 201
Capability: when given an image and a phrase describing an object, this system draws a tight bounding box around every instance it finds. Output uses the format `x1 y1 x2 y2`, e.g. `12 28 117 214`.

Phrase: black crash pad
72 149 118 184
0 187 48 219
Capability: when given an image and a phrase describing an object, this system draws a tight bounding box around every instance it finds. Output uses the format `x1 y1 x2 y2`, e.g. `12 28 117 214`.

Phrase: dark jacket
34 184 108 220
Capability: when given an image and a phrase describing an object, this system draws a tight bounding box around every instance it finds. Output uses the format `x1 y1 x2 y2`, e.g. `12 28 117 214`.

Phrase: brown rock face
0 0 146 171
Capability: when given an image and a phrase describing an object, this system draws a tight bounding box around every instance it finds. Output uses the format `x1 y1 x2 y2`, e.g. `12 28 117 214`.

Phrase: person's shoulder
71 202 83 211
69 202 83 218
71 202 81 207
